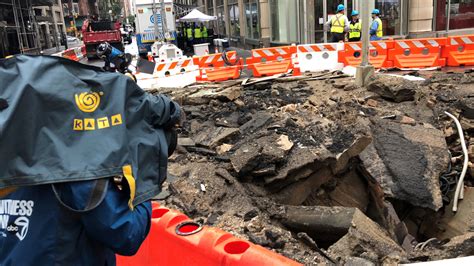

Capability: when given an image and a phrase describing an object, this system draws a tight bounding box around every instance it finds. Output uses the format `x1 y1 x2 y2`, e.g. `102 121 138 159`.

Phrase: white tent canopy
179 9 217 22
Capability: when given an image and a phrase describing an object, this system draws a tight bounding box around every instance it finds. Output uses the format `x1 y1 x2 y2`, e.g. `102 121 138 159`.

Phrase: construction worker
370 9 383 41
201 23 208 43
186 23 194 49
194 23 202 44
325 4 349 43
348 10 361 42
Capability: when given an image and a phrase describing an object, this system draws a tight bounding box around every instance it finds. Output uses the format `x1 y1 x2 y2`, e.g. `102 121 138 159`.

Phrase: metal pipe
447 0 451 32
360 0 369 66
323 0 327 43
444 111 468 213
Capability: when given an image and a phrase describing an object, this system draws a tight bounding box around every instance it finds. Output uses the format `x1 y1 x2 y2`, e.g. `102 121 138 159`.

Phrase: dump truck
82 19 124 59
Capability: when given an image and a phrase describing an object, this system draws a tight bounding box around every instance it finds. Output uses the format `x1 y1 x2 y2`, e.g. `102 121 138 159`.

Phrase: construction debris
156 70 474 265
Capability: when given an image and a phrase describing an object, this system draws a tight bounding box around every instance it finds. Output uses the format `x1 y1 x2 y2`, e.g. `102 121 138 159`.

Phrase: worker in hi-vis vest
370 9 383 41
348 10 361 42
194 23 202 44
325 4 349 43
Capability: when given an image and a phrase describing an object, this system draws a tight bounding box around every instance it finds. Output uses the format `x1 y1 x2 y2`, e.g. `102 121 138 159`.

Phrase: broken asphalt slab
359 119 449 210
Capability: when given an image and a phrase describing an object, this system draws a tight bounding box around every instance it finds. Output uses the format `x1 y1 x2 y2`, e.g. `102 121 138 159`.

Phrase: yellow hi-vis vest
202 26 208 38
349 21 361 39
186 28 193 39
373 17 383 38
194 28 202 38
330 14 345 33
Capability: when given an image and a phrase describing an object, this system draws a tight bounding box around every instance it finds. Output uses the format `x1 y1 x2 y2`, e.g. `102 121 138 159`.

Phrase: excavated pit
151 70 474 265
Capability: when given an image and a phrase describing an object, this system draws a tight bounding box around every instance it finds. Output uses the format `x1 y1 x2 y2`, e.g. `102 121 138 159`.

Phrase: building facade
34 0 67 49
200 0 474 48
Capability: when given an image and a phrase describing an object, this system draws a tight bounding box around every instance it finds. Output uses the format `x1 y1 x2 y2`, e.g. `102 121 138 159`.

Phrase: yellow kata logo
75 92 101 113
73 91 123 131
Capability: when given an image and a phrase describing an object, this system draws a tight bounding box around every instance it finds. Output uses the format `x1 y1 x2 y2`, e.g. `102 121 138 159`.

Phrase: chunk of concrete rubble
185 86 242 105
332 135 372 174
359 119 449 210
272 167 335 205
280 206 406 263
230 134 291 177
239 111 272 134
193 127 240 148
216 143 233 155
367 76 416 103
264 146 332 185
178 137 195 147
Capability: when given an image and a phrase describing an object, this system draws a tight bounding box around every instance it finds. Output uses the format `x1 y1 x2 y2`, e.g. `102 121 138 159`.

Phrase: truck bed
83 30 122 44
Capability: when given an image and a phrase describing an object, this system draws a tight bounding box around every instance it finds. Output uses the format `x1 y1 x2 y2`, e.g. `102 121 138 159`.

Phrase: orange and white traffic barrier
52 45 85 62
247 46 297 65
442 35 474 67
297 43 343 72
154 58 198 78
388 38 446 68
338 41 394 69
192 51 238 68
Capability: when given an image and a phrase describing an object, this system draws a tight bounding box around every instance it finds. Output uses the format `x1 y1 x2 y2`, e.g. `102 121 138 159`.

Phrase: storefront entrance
314 0 353 43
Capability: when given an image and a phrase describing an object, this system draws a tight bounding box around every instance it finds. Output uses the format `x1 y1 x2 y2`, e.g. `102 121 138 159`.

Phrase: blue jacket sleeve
370 21 378 35
56 179 152 256
80 182 152 256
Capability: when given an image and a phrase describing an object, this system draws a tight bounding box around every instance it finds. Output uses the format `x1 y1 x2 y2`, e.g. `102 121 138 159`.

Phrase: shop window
375 0 401 36
217 5 226 36
270 0 298 43
244 0 259 39
436 0 474 30
229 3 240 37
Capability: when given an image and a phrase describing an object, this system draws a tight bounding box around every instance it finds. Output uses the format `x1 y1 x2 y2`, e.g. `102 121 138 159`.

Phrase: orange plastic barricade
338 41 393 68
388 38 447 68
192 51 238 68
442 35 474 66
62 48 79 61
117 203 302 266
154 58 196 77
247 59 293 77
246 46 297 65
196 66 241 82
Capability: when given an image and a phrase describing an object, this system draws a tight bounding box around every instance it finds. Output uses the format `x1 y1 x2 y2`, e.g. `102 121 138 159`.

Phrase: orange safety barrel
442 35 474 67
388 38 447 68
338 40 394 68
117 203 302 266
192 51 238 68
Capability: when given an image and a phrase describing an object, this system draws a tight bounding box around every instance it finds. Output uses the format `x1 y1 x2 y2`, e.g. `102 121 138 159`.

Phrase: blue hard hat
372 9 380 15
337 4 345 12
351 10 359 16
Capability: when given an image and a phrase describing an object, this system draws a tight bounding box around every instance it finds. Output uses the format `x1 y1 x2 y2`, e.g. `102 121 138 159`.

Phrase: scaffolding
0 0 41 56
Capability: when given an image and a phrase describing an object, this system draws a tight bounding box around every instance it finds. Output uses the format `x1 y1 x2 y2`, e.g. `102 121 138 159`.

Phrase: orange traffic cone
292 54 301 76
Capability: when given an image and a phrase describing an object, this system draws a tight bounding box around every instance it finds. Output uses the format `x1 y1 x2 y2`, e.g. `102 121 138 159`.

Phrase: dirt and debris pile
151 70 474 265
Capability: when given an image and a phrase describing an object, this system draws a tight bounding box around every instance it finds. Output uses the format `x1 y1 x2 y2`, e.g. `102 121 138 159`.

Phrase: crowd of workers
326 4 383 43
177 22 210 52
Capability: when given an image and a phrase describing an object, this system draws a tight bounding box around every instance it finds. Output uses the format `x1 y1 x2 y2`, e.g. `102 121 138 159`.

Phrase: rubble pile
153 70 474 265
